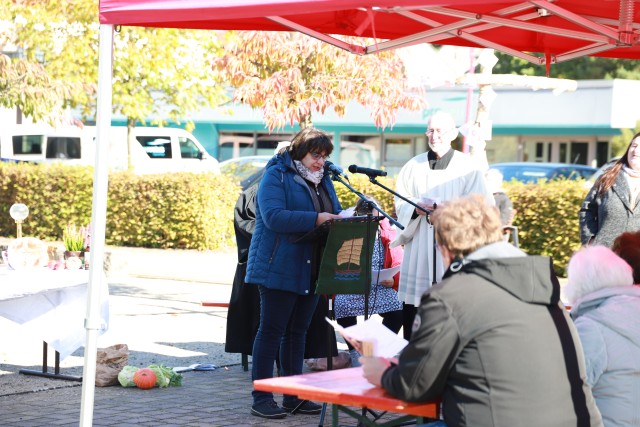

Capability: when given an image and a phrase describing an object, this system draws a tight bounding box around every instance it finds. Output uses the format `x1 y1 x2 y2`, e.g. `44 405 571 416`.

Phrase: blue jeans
251 285 319 405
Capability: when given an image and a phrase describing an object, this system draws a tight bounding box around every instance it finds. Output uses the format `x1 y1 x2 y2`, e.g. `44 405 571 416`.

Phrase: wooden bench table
254 366 440 426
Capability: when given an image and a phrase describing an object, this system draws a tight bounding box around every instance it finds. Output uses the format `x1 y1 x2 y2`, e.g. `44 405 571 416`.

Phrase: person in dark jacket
362 194 603 427
246 127 342 419
225 155 339 365
580 133 640 247
224 174 263 359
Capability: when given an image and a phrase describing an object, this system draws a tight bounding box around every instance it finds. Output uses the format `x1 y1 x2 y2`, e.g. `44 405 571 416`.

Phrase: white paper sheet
338 207 355 218
370 265 401 284
326 316 408 358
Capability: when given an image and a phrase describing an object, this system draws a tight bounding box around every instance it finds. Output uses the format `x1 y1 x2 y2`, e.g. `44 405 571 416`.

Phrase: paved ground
1 243 384 426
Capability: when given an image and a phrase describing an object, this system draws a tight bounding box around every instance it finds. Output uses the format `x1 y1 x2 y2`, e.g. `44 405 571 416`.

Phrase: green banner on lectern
315 217 380 295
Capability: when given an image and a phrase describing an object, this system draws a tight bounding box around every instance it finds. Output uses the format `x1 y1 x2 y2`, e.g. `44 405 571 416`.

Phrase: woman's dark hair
612 230 640 283
595 131 640 197
288 127 333 161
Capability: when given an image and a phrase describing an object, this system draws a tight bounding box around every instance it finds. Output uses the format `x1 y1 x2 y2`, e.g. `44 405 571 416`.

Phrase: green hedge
106 172 238 249
504 179 589 276
0 162 94 240
0 162 239 250
0 162 589 275
333 176 589 277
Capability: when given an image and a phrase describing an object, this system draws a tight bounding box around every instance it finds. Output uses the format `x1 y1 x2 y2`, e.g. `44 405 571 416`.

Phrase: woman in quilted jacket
245 127 342 419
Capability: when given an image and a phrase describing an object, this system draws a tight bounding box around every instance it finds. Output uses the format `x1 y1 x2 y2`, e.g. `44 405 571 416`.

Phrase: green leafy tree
610 120 640 158
211 31 425 130
0 54 77 123
493 53 640 80
2 0 228 169
0 0 97 122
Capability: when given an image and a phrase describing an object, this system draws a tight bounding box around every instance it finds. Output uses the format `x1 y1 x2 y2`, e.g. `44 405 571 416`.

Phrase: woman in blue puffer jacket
245 127 342 420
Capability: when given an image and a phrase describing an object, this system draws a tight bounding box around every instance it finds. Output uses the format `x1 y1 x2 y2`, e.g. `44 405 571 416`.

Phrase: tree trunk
127 118 135 172
300 114 313 129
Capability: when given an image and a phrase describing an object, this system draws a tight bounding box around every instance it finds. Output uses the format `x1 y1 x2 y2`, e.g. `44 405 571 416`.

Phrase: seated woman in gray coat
361 194 602 427
566 245 640 427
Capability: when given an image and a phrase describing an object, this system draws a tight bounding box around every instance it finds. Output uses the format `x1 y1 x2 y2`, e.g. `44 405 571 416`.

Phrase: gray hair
565 245 633 304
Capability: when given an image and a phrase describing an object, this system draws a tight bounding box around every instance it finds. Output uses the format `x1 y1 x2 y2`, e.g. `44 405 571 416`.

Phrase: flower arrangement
63 224 90 252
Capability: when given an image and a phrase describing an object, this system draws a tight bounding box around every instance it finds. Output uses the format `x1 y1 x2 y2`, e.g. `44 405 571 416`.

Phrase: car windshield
491 163 596 184
220 156 271 183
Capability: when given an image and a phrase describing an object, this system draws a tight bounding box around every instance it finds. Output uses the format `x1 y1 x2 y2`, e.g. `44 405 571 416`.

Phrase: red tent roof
99 0 640 64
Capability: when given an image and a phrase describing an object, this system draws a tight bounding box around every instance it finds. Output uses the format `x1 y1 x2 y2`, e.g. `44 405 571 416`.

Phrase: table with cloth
0 266 109 380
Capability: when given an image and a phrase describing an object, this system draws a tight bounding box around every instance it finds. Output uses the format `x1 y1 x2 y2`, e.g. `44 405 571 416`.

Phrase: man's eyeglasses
310 152 329 161
425 128 452 137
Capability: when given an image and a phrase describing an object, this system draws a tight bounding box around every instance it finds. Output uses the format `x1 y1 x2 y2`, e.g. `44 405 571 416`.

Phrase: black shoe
251 400 287 419
282 399 323 414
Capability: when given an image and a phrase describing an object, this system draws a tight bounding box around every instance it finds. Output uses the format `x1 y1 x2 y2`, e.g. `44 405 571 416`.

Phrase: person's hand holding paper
371 265 401 286
326 317 407 358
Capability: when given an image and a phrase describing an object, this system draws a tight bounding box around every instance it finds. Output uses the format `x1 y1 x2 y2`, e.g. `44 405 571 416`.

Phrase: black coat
224 174 337 358
224 182 261 355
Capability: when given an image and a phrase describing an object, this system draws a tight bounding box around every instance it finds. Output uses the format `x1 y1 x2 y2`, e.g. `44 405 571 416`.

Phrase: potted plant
63 224 89 261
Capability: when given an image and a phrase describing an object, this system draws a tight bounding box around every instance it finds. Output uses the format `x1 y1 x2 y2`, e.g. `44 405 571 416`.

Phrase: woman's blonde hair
431 194 503 260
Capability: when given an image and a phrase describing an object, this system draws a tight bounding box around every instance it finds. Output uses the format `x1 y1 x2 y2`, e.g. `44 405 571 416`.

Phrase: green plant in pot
63 224 89 263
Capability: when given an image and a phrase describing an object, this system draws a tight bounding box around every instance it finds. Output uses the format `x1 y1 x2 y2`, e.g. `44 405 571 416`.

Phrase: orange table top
253 367 439 418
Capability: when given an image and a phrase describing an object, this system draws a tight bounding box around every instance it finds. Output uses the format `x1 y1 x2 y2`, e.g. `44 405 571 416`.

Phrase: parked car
585 156 621 187
220 155 272 189
489 162 597 184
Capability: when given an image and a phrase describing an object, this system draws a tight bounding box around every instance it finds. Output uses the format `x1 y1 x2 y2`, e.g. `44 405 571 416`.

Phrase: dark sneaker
282 399 323 414
251 400 287 419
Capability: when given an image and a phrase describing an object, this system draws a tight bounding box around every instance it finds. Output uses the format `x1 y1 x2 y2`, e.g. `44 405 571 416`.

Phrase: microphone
348 164 387 177
324 160 348 178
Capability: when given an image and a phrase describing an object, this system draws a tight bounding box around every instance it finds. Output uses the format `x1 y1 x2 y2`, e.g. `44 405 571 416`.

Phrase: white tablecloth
0 266 109 359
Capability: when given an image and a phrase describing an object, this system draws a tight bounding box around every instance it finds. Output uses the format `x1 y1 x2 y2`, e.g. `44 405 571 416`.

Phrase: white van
0 124 93 166
104 126 220 174
0 124 219 175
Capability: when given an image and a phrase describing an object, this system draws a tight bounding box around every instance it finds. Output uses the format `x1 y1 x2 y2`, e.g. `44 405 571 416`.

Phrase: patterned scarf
623 165 640 178
294 160 324 185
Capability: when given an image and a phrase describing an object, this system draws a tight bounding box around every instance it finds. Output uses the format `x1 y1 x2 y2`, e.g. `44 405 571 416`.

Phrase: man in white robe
392 111 494 339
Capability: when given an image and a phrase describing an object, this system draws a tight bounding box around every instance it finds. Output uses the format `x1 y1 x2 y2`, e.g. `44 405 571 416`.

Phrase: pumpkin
133 368 157 389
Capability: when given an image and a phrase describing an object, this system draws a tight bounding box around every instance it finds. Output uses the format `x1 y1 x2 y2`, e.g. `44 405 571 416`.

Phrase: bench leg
242 353 248 371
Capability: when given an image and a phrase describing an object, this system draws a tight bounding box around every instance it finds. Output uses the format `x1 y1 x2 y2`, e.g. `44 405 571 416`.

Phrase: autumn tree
211 31 425 130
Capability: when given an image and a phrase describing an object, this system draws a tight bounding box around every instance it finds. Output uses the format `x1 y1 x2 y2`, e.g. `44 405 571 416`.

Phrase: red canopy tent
80 1 640 425
99 0 640 66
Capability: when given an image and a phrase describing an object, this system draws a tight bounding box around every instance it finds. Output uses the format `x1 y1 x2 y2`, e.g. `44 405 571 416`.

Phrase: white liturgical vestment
392 150 494 306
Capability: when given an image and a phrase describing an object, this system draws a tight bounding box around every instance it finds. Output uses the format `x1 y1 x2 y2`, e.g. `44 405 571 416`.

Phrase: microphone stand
329 173 404 230
328 172 383 322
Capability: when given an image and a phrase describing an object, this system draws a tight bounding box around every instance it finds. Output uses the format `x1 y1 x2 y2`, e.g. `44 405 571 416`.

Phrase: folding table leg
19 341 82 382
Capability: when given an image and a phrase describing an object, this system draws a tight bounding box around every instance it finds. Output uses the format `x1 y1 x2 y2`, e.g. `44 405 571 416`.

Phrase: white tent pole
79 23 114 427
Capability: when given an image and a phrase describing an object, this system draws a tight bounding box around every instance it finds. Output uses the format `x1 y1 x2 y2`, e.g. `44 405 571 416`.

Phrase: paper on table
326 317 408 358
371 265 401 284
